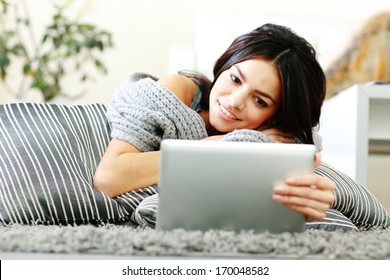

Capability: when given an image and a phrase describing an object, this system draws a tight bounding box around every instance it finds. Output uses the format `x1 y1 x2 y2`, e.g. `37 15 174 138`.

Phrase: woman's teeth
219 103 238 120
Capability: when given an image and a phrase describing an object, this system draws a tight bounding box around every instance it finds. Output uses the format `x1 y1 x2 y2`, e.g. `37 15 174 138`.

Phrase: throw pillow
0 102 156 225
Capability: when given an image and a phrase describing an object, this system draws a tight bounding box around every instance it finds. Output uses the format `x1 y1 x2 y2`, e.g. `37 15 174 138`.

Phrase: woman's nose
228 90 246 110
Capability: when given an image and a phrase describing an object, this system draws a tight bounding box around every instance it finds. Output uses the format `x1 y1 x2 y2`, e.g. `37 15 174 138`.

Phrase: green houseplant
0 0 113 102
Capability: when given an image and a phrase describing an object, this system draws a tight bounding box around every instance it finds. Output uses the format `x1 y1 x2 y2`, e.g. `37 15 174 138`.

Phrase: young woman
93 23 335 222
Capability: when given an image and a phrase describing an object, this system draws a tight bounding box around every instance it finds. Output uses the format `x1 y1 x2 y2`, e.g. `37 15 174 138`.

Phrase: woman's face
209 58 282 132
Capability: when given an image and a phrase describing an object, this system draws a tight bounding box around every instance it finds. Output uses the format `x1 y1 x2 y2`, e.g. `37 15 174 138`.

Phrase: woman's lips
217 101 240 121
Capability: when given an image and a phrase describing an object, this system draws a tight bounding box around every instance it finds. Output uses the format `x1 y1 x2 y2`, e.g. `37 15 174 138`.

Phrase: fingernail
273 185 285 193
286 177 296 184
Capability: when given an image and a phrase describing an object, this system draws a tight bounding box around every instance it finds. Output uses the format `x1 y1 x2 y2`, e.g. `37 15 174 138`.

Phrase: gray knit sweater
108 76 208 151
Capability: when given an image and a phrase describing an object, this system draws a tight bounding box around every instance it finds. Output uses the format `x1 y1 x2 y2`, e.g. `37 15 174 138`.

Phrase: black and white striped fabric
0 102 156 225
309 162 390 231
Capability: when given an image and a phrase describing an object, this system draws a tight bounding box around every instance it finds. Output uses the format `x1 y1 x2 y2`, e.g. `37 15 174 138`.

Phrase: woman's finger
273 183 335 205
259 128 295 143
272 191 331 212
272 174 336 221
273 191 330 221
285 173 336 191
284 203 327 221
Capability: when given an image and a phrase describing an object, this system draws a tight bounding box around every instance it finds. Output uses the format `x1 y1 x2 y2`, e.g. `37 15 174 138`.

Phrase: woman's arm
93 139 160 198
94 74 197 198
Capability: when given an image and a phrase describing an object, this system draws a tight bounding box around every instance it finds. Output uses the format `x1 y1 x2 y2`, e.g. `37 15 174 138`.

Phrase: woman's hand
272 171 336 221
202 135 226 141
256 123 295 143
272 152 335 221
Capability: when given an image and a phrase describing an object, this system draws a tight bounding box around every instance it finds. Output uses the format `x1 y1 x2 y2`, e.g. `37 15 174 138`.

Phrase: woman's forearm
93 139 160 198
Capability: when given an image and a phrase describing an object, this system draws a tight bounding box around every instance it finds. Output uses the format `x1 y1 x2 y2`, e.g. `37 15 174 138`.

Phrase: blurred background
1 0 390 105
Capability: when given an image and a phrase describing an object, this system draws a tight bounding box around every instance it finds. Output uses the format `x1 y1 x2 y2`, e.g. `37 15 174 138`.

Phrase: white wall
1 0 390 105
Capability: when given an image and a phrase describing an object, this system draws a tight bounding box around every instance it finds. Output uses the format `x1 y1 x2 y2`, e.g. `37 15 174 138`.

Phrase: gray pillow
0 102 156 225
313 162 390 231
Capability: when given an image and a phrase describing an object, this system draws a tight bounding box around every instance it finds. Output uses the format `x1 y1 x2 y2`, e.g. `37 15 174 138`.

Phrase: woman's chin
210 123 236 134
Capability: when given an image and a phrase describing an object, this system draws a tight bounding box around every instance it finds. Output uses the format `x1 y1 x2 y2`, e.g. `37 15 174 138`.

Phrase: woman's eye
230 74 241 84
255 97 267 107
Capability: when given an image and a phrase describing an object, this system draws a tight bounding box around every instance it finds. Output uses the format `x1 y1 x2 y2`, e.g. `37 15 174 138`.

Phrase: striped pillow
312 162 390 231
0 102 156 225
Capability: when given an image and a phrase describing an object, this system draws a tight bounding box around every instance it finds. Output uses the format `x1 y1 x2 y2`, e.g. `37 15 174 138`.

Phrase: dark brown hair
182 23 326 144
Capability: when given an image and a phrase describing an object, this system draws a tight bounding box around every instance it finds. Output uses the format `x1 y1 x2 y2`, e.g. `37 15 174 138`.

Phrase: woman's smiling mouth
218 101 241 121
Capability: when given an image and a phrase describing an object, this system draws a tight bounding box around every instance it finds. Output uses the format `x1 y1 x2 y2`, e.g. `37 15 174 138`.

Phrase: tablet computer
156 139 316 233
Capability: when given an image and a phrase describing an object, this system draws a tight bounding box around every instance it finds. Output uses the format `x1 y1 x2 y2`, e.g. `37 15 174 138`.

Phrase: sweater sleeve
107 76 208 152
221 129 322 152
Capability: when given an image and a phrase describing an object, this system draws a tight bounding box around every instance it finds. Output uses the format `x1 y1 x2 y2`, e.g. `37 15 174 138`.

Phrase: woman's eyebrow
233 65 276 105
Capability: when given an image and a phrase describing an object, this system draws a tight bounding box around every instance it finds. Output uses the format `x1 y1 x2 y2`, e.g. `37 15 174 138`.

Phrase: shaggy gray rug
1 224 390 259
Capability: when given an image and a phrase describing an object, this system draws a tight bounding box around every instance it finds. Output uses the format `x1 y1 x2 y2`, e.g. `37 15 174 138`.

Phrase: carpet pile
1 224 390 259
